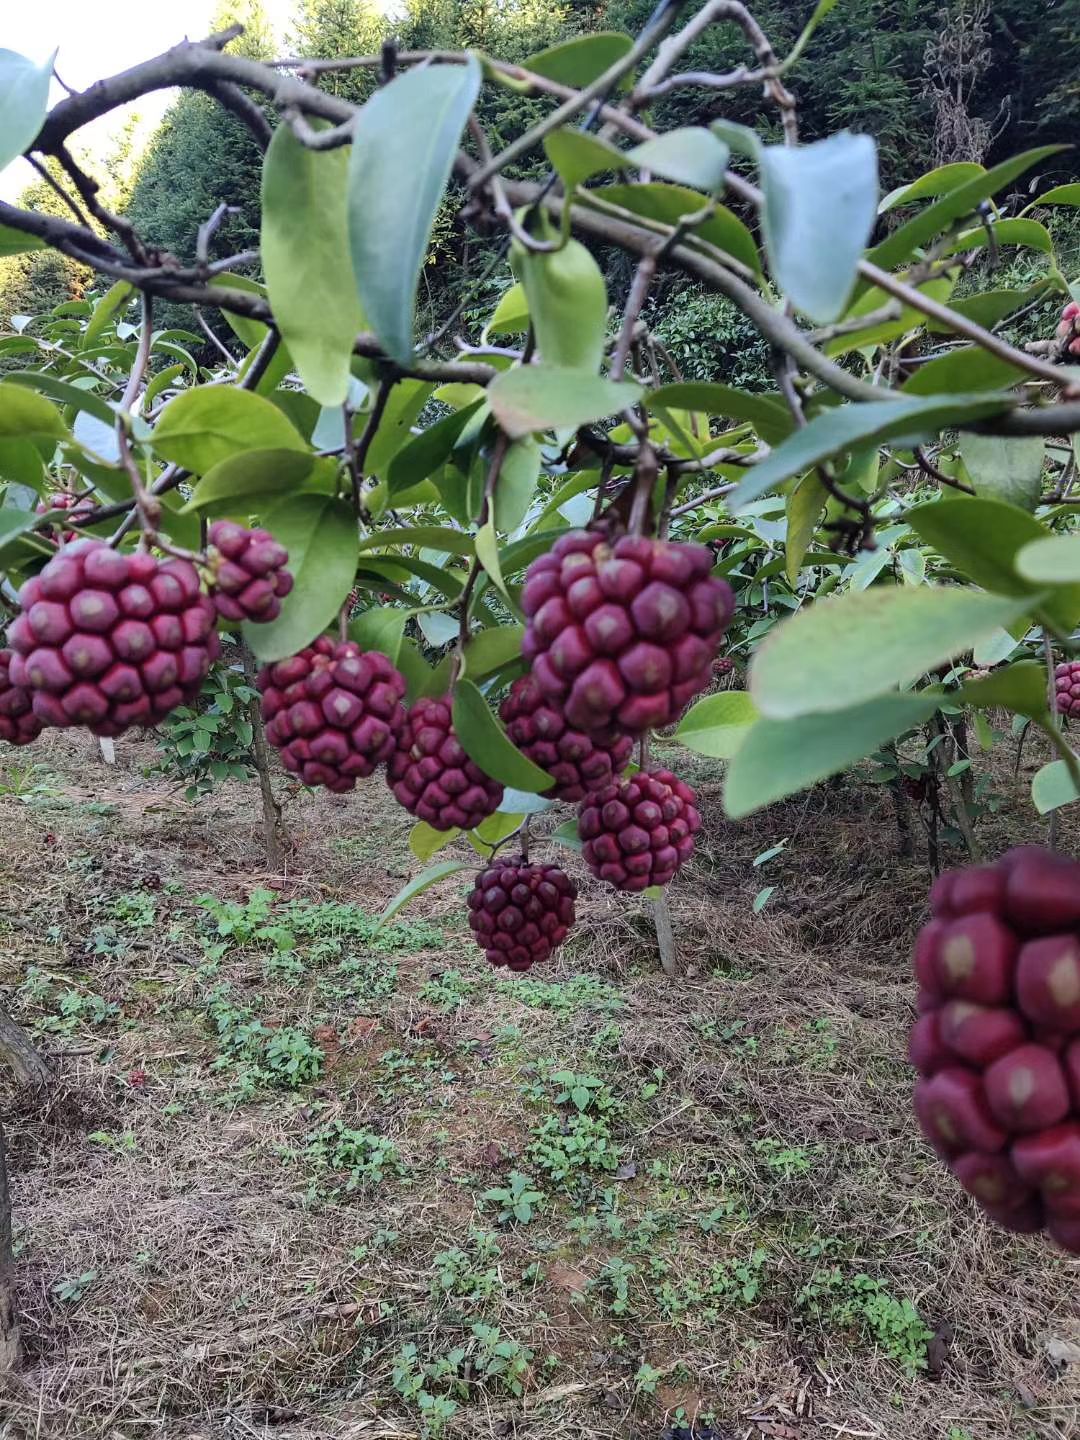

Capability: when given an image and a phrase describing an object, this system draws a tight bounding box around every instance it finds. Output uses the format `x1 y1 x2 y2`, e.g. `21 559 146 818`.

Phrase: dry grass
0 728 1079 1440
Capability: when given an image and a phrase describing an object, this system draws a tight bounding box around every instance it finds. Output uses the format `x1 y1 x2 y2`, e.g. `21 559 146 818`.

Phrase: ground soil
0 726 1079 1440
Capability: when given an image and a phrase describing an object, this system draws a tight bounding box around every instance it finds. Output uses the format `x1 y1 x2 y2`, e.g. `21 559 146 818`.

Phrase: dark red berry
466 857 576 971
0 648 43 746
521 531 733 734
388 694 503 830
36 490 95 545
258 635 406 793
577 767 700 892
7 540 220 736
208 521 293 624
910 846 1080 1253
499 674 632 803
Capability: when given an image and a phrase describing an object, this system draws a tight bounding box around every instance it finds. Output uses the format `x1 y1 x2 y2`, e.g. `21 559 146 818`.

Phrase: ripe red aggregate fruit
910 846 1080 1252
578 767 700 892
0 649 43 746
499 673 633 803
258 636 406 793
466 856 576 971
36 490 94 544
1057 300 1080 357
207 520 294 623
6 540 220 737
1054 660 1080 718
521 530 734 734
388 694 503 830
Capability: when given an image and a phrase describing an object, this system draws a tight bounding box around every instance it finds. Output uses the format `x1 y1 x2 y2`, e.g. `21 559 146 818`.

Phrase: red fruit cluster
578 768 701 892
500 673 633 803
1057 301 1080 358
713 657 735 679
258 636 406 793
0 649 42 746
208 521 293 624
6 540 220 736
466 857 577 971
521 531 734 734
911 846 1080 1254
388 695 503 831
36 491 94 544
1054 660 1080 717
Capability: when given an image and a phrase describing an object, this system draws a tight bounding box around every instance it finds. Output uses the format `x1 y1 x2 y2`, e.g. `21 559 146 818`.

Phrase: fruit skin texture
0 649 43 746
6 539 220 737
1054 660 1080 718
521 530 734 734
466 857 576 971
388 694 503 830
910 846 1080 1253
578 767 700 892
499 673 633 803
258 636 406 794
207 521 294 623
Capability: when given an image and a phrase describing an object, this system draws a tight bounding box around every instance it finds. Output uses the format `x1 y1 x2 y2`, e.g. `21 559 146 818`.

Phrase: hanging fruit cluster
911 846 1080 1254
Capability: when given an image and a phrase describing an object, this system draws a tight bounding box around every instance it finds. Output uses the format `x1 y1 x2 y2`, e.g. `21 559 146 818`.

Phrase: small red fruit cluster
1057 301 1080 358
0 649 42 746
1054 660 1080 717
389 695 505 830
579 768 701 892
467 858 577 970
500 673 633 803
208 520 294 623
36 490 95 545
911 846 1080 1253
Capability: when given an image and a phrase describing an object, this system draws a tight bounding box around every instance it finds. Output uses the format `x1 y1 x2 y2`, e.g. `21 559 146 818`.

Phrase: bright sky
0 0 294 202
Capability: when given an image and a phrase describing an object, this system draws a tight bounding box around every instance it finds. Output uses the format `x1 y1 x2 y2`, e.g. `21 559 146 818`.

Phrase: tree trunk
889 781 915 859
0 1119 18 1371
0 1006 51 1088
241 642 286 872
651 892 679 979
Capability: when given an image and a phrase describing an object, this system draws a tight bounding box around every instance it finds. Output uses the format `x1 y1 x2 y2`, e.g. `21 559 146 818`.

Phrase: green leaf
645 382 792 446
675 691 759 758
0 439 43 489
488 366 641 440
626 129 730 192
357 525 475 558
783 0 843 69
511 216 608 373
360 379 436 479
467 810 527 855
349 605 408 663
497 788 554 816
1032 760 1080 815
588 183 761 275
958 433 1045 512
144 364 185 410
377 859 472 928
0 382 68 441
726 393 1011 510
750 586 1035 720
262 123 365 406
462 624 525 679
0 48 54 172
543 129 625 191
495 437 541 533
348 56 481 365
759 132 878 323
785 471 827 583
387 399 482 497
1028 183 1080 209
551 817 583 852
879 162 985 212
452 679 553 792
475 518 512 604
524 32 633 87
153 388 307 473
209 273 269 350
866 146 1067 275
944 217 1054 258
242 495 358 661
484 283 530 339
0 223 44 258
409 820 461 862
1016 533 1080 586
957 660 1049 720
902 345 1028 395
184 448 315 515
724 693 942 818
83 282 133 350
4 371 116 427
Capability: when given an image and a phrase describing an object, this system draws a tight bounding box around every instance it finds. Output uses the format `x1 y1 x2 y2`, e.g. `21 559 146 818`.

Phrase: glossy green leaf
144 364 185 410
902 345 1028 395
588 183 761 276
461 624 525 679
357 524 474 557
760 132 878 323
675 691 759 758
5 370 116 428
495 436 541 533
626 129 729 192
484 283 530 338
958 432 1044 512
943 217 1053 259
750 586 1035 720
242 494 358 661
361 380 436 479
957 660 1048 719
377 859 471 928
726 393 1011 510
184 448 315 515
645 382 792 446
1032 760 1080 815
824 277 955 358
724 693 942 817
785 471 828 583
0 382 68 441
1016 533 1080 586
83 282 133 350
152 388 308 473
524 32 633 87
209 273 269 350
0 48 54 172
550 817 583 852
0 439 43 489
348 56 481 365
488 365 641 440
544 129 625 192
467 810 528 855
475 518 513 605
926 281 1053 335
0 223 44 258
262 123 365 406
387 399 483 497
452 678 553 791
409 820 460 862
1029 183 1080 209
879 162 984 212
511 217 608 373
348 605 408 664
